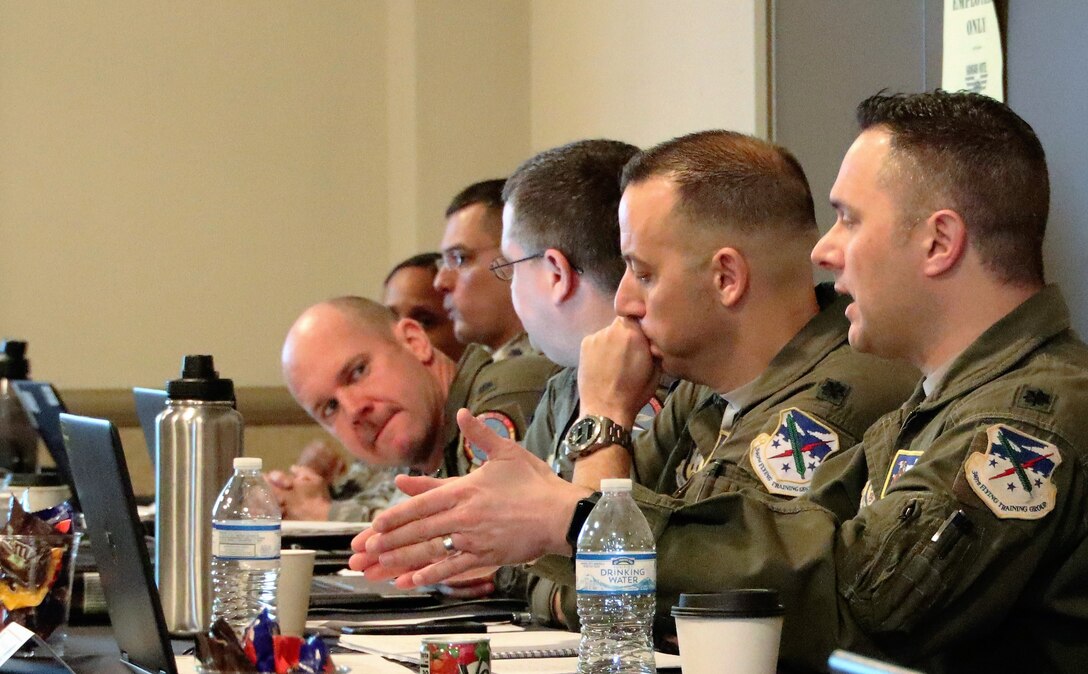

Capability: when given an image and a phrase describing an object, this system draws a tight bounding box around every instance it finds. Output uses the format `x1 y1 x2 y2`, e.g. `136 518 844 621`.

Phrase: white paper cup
277 549 316 637
672 590 785 674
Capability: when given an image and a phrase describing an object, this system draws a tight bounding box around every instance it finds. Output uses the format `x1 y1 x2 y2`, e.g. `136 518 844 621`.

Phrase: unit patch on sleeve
632 396 663 438
859 480 876 509
461 411 517 471
749 408 839 496
964 424 1060 520
880 449 925 498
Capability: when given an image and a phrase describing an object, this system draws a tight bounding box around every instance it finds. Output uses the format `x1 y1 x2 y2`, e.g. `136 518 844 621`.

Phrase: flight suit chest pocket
841 497 976 634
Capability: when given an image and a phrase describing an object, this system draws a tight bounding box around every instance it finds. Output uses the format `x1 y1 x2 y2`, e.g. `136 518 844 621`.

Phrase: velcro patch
880 449 925 498
963 424 1060 520
816 378 851 407
749 408 839 497
462 411 517 471
1015 385 1055 414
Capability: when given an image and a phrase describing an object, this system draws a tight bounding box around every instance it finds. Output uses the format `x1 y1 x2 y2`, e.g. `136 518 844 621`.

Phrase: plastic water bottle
576 478 656 674
210 457 281 638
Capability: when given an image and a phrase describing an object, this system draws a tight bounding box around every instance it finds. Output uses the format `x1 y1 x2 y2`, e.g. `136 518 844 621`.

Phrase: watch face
568 416 602 448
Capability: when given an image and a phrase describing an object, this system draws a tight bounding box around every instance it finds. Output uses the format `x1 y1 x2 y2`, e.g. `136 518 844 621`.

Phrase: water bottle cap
165 354 236 402
600 478 632 493
233 457 262 470
0 340 29 379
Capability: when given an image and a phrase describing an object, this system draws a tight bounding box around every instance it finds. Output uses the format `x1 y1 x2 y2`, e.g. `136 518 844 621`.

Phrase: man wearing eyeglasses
435 180 533 361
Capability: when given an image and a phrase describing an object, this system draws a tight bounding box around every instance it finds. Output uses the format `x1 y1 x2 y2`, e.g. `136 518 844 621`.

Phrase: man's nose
433 265 455 293
614 270 645 319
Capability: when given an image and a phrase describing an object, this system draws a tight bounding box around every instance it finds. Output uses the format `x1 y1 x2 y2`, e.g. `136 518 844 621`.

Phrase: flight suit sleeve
631 383 708 489
468 355 562 442
326 463 401 522
520 369 571 462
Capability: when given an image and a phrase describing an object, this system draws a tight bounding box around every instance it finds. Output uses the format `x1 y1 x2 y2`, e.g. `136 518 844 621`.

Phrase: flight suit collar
728 283 850 415
919 285 1068 410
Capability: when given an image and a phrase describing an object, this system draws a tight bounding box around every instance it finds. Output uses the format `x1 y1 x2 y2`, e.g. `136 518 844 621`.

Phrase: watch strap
565 492 602 550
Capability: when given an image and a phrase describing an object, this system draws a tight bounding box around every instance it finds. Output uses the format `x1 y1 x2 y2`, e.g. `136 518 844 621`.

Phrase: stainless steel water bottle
155 354 243 634
0 340 38 475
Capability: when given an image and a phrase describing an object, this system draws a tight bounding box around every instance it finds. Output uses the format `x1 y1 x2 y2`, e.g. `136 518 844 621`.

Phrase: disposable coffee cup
277 549 316 637
671 590 785 674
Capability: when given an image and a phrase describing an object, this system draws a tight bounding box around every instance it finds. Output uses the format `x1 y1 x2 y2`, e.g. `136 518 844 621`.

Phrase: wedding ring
442 535 457 554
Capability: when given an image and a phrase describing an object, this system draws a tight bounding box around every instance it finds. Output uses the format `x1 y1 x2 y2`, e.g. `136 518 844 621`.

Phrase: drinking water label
576 552 656 594
212 520 281 560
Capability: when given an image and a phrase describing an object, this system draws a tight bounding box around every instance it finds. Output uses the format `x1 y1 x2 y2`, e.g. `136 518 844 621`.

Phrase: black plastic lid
671 590 784 619
165 355 235 402
9 471 64 488
0 340 29 379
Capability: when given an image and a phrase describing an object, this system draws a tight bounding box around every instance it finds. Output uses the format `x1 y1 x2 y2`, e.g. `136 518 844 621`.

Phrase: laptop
60 413 178 674
132 387 168 464
10 380 80 509
828 650 924 674
60 414 438 671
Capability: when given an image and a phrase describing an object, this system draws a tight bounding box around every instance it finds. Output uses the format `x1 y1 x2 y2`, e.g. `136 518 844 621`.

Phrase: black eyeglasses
440 246 499 270
488 253 544 280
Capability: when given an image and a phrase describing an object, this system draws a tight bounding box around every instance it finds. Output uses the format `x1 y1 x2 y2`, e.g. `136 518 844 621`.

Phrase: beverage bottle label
211 520 281 560
575 552 656 594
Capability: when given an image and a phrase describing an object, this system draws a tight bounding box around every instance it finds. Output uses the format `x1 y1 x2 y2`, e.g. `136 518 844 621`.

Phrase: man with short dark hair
353 93 1088 671
383 252 464 362
500 139 671 473
435 180 530 360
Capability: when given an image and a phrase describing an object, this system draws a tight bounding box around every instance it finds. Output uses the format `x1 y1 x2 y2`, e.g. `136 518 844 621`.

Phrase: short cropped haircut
445 179 506 218
383 252 441 287
503 139 639 292
621 130 817 239
857 90 1049 286
325 296 397 341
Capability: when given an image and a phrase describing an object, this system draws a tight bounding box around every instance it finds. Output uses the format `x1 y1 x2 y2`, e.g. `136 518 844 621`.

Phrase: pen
340 621 488 635
427 611 533 626
930 509 972 559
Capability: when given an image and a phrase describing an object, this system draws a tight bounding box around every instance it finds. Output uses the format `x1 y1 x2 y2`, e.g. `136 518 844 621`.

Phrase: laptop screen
131 387 168 464
60 413 177 674
10 380 79 509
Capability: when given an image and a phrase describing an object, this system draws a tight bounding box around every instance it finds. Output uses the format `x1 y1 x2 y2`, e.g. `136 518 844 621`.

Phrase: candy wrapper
197 610 337 673
0 500 81 642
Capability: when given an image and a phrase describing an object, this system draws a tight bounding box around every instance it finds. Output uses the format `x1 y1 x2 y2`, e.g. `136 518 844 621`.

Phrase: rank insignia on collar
880 449 924 498
749 408 839 497
461 411 517 471
964 424 1060 520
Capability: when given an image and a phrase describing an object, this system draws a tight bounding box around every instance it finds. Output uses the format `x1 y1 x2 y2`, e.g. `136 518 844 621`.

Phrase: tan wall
529 0 767 149
0 0 763 395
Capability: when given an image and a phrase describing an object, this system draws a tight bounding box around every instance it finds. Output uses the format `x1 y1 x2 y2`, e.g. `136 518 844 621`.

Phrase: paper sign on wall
942 0 1004 102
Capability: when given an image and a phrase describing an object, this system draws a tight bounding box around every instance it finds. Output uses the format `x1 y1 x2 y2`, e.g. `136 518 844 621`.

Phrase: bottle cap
233 457 262 470
600 478 632 493
0 341 29 379
166 355 236 402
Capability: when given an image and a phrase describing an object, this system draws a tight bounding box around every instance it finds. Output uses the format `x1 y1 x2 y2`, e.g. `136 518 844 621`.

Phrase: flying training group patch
964 424 1060 520
749 408 839 496
461 411 517 471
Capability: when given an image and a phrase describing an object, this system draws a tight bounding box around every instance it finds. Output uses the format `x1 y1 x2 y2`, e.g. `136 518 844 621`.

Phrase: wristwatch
562 415 633 461
566 492 602 550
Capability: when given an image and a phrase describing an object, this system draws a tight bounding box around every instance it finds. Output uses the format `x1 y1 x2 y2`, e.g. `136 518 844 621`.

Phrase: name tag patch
964 424 1060 520
749 408 839 496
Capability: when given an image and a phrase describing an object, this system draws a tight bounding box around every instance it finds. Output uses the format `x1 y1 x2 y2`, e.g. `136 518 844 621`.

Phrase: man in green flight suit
514 131 915 626
351 92 1088 671
276 296 556 527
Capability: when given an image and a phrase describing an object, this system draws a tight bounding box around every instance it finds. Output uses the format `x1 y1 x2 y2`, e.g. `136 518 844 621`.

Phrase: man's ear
393 318 435 364
542 248 579 305
711 246 748 307
920 209 968 278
